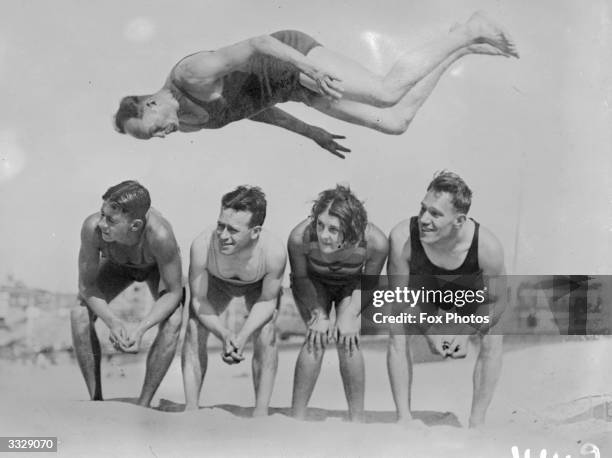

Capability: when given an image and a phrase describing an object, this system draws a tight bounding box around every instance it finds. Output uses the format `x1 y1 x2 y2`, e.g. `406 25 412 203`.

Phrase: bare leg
70 262 133 401
307 41 508 135
337 345 365 422
302 12 518 107
70 305 103 401
291 342 325 420
469 333 503 427
335 298 365 423
138 305 182 407
382 12 517 103
181 312 210 410
251 320 278 417
387 331 414 422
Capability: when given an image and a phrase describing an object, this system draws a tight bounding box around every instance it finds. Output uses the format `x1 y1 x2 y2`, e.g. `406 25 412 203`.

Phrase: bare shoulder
261 230 288 272
366 223 389 253
477 224 505 275
81 213 101 244
288 218 310 248
82 212 99 233
171 51 216 86
145 208 178 249
190 225 215 260
389 219 412 249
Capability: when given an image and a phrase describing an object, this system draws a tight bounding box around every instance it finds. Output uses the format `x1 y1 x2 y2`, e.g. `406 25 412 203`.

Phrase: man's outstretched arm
249 107 350 159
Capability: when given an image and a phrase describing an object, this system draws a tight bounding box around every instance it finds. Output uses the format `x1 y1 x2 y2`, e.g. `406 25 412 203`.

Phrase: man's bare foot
292 409 307 421
184 403 199 412
469 43 513 57
252 407 269 418
397 416 427 429
449 23 510 58
468 414 485 429
466 11 519 58
450 23 510 57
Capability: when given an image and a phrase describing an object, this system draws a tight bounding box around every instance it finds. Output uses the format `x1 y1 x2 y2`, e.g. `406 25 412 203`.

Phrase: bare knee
335 341 353 357
183 318 207 354
478 334 502 359
160 306 183 338
356 78 405 108
388 333 408 353
256 322 277 348
71 306 94 333
378 115 412 135
184 317 199 342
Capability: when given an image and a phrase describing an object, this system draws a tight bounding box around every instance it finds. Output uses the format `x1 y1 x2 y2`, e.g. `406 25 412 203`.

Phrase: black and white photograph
0 0 610 456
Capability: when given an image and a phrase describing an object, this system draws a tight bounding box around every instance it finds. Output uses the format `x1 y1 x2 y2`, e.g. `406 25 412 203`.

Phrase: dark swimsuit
98 228 158 283
299 223 369 307
408 216 486 317
172 30 322 129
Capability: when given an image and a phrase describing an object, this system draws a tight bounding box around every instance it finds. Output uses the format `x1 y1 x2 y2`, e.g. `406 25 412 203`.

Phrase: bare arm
78 216 119 327
476 227 507 334
189 231 231 342
122 220 183 352
136 225 183 333
359 224 390 310
288 220 323 317
78 215 129 347
387 222 413 319
234 239 287 349
388 222 444 345
288 220 332 350
334 225 389 353
249 107 350 159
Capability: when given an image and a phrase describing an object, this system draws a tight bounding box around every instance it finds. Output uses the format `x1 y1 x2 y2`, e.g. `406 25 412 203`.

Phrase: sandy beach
1 337 610 457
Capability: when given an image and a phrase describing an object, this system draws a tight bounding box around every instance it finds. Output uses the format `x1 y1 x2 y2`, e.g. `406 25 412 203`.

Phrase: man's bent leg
138 304 183 407
70 305 103 400
308 42 508 136
181 308 210 410
469 333 503 428
251 319 278 417
70 262 132 401
381 13 516 103
302 13 516 107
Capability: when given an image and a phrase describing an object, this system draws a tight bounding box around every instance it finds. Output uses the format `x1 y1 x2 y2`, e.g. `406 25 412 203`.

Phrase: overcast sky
0 0 610 293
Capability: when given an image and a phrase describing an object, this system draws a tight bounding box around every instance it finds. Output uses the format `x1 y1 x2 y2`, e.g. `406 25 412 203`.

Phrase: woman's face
315 206 344 255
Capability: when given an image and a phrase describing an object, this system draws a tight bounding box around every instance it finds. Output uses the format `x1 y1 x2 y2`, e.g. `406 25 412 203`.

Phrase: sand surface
0 338 610 458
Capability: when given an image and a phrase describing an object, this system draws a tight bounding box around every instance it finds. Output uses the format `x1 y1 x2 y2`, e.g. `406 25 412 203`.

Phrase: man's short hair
221 186 267 227
114 96 147 134
310 185 368 246
102 180 151 219
427 170 472 214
